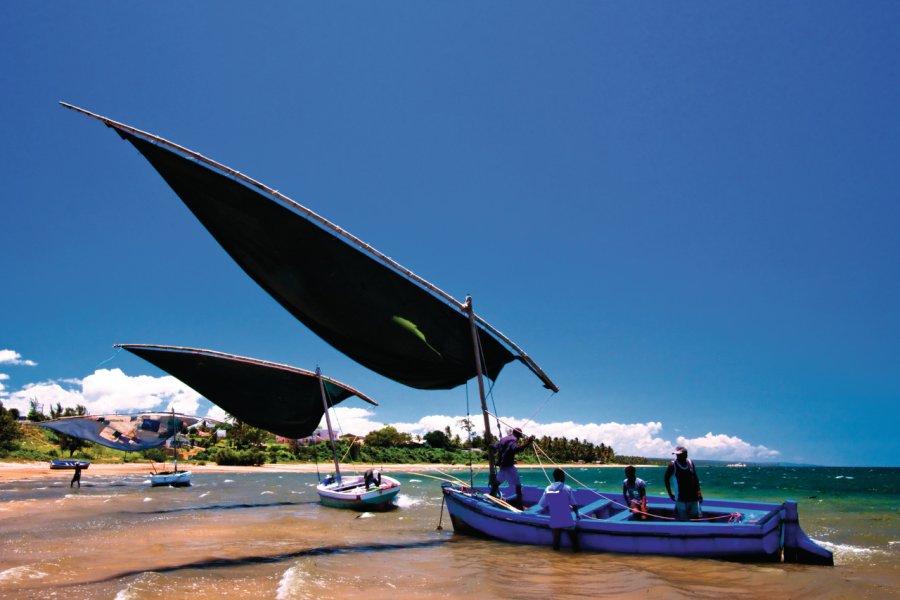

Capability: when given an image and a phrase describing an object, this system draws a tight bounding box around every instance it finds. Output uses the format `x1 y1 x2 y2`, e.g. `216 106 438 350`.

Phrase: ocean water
0 466 897 599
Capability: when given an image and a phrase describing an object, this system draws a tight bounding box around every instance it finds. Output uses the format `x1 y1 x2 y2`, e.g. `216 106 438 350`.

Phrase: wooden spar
316 367 343 483
66 103 558 393
465 296 496 486
114 344 378 406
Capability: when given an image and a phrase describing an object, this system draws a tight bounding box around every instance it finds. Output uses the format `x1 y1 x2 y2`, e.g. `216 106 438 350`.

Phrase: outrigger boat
118 344 400 510
64 102 832 563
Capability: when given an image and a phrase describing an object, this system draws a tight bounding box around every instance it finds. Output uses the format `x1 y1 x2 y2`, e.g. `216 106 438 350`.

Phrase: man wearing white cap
664 445 703 521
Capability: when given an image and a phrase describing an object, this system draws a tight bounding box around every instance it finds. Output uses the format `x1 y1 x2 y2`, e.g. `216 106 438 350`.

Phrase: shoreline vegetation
0 404 668 472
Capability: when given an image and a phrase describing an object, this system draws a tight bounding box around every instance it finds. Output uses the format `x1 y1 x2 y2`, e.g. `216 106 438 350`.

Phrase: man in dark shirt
664 446 702 521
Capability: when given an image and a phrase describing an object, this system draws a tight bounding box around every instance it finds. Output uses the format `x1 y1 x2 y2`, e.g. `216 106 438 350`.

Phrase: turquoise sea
1 465 897 599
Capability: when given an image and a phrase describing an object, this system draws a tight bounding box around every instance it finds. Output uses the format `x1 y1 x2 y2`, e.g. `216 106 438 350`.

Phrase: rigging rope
473 327 502 436
94 347 123 369
465 382 474 487
486 410 737 523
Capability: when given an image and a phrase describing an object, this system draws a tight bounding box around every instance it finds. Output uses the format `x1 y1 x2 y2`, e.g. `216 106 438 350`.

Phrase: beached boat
118 345 400 510
63 102 831 564
49 459 90 470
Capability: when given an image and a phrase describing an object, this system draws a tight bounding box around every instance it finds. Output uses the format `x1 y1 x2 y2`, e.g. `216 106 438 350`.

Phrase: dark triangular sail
62 103 557 393
117 131 515 389
118 344 376 439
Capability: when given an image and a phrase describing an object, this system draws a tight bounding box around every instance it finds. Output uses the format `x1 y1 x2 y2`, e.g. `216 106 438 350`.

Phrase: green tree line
1 402 667 466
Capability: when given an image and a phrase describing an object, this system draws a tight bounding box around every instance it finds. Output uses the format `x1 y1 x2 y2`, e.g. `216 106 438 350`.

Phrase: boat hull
49 460 90 470
150 470 192 487
317 475 401 510
442 484 832 565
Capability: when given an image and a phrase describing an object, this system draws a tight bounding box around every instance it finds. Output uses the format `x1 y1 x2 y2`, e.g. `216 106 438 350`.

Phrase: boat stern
781 500 833 566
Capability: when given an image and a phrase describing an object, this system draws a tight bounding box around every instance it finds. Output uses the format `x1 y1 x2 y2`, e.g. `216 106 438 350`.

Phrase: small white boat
317 473 401 510
151 419 191 487
150 469 192 487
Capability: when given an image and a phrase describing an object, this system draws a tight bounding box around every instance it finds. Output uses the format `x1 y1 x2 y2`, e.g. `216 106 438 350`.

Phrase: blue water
1 465 897 599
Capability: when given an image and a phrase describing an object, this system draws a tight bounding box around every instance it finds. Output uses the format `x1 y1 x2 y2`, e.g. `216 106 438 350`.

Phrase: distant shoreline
0 460 657 482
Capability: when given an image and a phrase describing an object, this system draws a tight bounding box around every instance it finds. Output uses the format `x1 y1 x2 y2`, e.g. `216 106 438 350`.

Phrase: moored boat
317 474 402 510
441 484 832 564
150 469 192 487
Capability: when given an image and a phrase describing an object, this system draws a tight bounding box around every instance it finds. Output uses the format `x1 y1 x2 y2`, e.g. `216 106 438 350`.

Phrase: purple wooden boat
442 484 833 564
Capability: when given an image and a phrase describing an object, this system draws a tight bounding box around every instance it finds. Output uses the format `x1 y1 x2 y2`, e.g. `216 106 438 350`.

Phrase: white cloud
205 404 229 423
3 367 781 462
329 411 780 462
0 350 37 367
328 407 386 437
676 432 780 461
4 368 203 416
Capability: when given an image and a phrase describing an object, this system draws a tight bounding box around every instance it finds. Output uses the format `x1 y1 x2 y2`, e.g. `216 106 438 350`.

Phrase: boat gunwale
443 485 785 540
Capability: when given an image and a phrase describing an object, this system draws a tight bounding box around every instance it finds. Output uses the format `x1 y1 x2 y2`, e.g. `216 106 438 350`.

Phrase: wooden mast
317 367 343 483
465 296 496 484
170 408 178 474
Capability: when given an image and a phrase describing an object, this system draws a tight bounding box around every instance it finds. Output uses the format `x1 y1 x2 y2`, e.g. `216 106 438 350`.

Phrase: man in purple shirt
489 427 533 509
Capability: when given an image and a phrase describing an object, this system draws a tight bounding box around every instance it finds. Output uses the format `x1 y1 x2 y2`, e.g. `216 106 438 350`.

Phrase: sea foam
0 566 48 583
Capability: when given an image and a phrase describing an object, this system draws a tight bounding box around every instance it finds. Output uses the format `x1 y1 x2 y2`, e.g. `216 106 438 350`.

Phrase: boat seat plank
579 498 613 516
605 509 636 522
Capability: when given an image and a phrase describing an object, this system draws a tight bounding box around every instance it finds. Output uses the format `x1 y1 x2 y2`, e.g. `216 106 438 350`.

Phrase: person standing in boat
536 468 580 551
623 465 647 519
664 446 702 521
70 464 82 488
489 427 533 509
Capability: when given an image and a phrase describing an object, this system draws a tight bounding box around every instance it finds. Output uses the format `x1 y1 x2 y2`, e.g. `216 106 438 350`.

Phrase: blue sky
2 3 898 467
